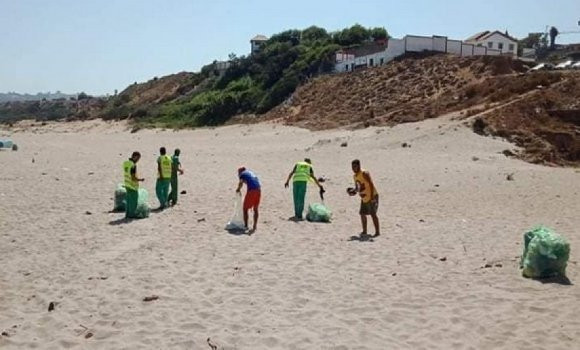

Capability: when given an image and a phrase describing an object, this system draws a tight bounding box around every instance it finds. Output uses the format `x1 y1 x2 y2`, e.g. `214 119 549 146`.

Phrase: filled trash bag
113 183 127 212
135 188 150 219
521 226 570 279
225 194 245 230
0 139 13 149
306 203 332 223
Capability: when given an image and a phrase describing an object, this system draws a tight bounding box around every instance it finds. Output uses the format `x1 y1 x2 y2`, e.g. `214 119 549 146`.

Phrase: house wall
336 52 355 63
433 36 447 52
472 33 518 56
474 46 487 55
405 36 434 52
461 43 474 56
334 34 519 72
251 41 265 54
447 40 462 55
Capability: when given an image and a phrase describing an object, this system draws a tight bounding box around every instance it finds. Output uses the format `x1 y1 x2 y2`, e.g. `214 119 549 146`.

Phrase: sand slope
0 117 578 349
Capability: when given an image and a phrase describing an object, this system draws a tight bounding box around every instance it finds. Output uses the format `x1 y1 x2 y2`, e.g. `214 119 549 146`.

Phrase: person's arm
284 166 296 188
131 166 144 182
178 161 184 175
157 158 162 178
309 168 323 189
236 179 244 193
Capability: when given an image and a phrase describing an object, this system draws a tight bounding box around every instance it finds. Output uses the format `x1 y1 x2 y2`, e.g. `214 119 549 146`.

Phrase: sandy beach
0 117 578 349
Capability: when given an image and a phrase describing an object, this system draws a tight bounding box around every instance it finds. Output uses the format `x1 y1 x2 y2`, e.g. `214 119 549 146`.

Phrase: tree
370 27 389 41
301 26 330 43
333 24 372 46
268 29 302 45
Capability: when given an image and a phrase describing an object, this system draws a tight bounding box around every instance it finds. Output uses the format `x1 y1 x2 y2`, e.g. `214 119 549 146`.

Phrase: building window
487 42 493 48
380 58 384 65
369 58 374 67
509 43 515 51
345 65 348 72
498 43 504 50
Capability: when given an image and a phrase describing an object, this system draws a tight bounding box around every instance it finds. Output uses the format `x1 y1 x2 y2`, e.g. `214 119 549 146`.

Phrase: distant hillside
0 24 389 126
0 97 106 123
0 91 77 103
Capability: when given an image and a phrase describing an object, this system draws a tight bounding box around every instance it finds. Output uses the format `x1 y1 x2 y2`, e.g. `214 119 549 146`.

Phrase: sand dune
1 117 578 349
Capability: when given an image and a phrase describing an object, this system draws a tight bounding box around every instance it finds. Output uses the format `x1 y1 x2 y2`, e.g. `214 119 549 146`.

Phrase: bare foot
373 232 381 237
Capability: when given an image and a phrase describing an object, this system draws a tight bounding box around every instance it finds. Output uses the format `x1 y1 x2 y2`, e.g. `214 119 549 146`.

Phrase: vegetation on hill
1 24 388 126
129 24 389 127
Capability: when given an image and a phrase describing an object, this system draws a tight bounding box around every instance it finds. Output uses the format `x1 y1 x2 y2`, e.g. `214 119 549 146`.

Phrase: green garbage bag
306 203 332 223
135 188 150 219
521 226 570 279
113 183 127 212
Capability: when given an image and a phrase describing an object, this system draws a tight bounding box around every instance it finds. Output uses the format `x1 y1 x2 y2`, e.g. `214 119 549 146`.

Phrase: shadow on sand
287 216 304 223
533 276 573 286
108 217 134 226
226 227 251 236
348 233 376 242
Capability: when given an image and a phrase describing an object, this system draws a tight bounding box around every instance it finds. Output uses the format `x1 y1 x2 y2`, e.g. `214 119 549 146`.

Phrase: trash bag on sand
225 194 245 230
113 183 127 212
306 203 332 223
135 188 150 219
521 226 570 279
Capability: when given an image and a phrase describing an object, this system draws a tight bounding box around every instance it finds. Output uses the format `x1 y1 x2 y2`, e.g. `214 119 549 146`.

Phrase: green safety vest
293 161 312 183
123 160 138 190
159 155 172 179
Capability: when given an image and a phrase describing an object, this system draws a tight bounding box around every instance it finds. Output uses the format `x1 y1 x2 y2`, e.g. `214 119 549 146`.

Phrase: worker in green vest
123 151 144 219
168 148 184 206
155 147 172 209
284 158 324 220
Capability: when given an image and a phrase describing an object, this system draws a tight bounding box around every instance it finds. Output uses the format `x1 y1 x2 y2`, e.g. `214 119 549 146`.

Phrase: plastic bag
306 203 332 223
225 194 245 230
135 188 150 219
113 183 127 212
521 226 570 278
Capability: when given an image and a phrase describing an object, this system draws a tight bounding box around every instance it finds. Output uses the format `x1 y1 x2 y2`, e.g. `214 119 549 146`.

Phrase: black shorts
359 195 379 215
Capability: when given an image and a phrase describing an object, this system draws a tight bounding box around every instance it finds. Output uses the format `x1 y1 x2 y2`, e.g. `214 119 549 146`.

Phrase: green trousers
293 181 307 218
156 178 170 208
168 175 178 205
125 188 139 218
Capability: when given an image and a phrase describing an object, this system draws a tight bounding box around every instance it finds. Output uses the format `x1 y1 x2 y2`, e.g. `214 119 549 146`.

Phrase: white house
465 30 518 56
250 35 268 54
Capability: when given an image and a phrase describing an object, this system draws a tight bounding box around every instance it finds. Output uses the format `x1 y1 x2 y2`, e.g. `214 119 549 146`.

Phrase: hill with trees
101 24 389 127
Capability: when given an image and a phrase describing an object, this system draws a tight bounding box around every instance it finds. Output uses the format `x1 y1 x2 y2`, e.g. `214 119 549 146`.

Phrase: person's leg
360 214 368 234
243 192 251 229
243 209 249 229
155 179 164 208
169 176 178 205
371 213 380 236
371 196 380 236
126 189 138 218
162 179 170 207
293 181 307 218
253 207 259 231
